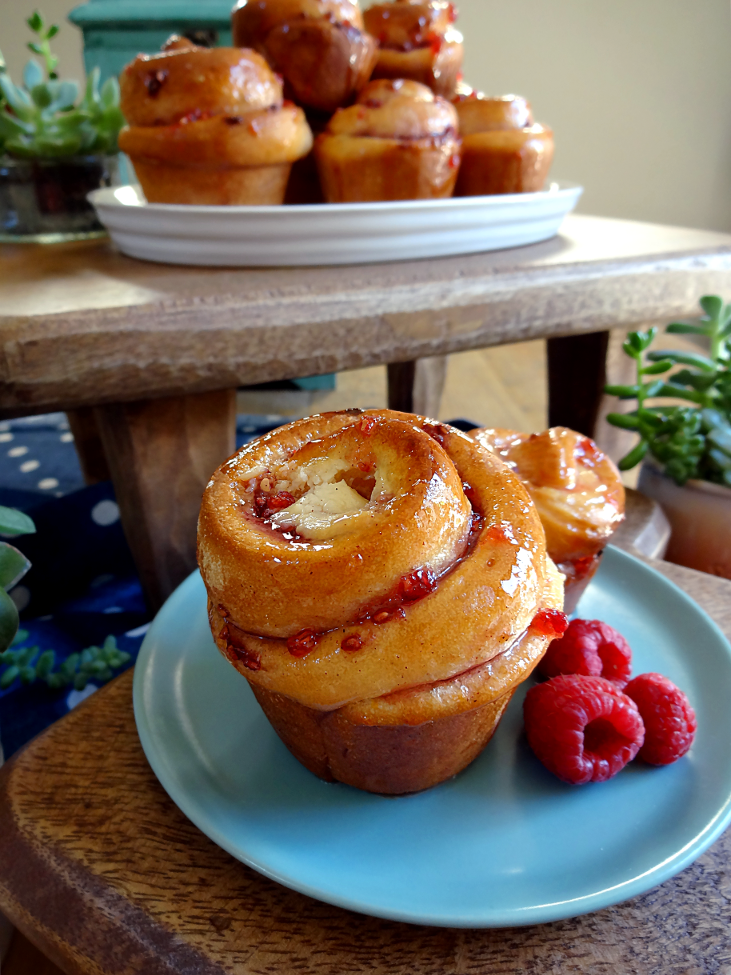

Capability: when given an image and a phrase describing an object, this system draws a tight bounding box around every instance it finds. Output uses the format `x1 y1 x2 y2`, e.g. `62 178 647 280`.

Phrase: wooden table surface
3 213 731 416
0 552 729 975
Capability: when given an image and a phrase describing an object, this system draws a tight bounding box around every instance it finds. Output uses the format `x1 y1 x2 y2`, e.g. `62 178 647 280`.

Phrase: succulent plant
0 505 35 654
605 295 731 487
0 11 124 159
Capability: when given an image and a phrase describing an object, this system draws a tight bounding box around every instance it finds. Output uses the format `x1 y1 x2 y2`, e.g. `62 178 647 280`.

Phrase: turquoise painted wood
68 0 233 81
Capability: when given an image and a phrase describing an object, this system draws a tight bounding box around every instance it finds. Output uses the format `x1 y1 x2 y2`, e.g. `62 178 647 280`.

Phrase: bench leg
387 356 447 418
546 331 610 437
65 407 111 485
93 389 236 611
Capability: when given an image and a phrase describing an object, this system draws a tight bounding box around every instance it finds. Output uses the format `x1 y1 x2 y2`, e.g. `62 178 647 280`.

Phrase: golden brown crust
315 79 461 201
456 125 554 195
199 409 565 794
468 426 625 613
364 0 463 98
454 93 533 134
452 92 553 195
118 41 313 204
118 107 313 168
232 0 378 113
119 45 281 127
199 409 554 711
237 562 563 794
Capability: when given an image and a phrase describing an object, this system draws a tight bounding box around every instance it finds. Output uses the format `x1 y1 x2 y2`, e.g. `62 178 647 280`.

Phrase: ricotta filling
270 480 370 539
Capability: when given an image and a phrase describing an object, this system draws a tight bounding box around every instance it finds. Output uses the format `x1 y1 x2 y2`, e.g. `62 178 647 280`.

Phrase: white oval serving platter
89 181 583 267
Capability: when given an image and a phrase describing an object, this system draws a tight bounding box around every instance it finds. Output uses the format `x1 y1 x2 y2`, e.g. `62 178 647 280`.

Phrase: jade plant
605 295 731 486
0 11 124 159
0 504 36 653
0 504 130 692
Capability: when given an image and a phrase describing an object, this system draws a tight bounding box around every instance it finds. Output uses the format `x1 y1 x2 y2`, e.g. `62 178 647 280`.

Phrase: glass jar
0 154 119 243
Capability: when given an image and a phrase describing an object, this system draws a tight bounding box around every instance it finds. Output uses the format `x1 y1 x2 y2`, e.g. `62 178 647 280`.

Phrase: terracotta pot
638 459 731 579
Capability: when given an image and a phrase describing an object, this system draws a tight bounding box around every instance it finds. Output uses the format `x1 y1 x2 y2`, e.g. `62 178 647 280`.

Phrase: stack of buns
118 0 555 204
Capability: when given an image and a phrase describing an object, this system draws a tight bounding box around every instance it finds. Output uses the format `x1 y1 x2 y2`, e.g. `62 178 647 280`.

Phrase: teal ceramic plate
133 546 731 927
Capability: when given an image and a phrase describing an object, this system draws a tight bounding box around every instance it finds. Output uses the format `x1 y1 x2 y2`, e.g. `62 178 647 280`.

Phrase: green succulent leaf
23 59 43 90
0 543 31 592
647 350 716 372
641 359 674 376
605 412 641 430
700 295 724 321
666 322 706 335
0 588 19 654
0 665 19 690
27 11 43 32
604 383 642 399
0 74 34 120
0 506 36 537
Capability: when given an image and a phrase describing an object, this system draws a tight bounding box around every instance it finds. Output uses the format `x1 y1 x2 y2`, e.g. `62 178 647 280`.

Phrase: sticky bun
118 37 313 204
314 79 461 202
453 87 554 195
231 0 379 115
364 0 463 98
468 427 625 614
198 409 565 795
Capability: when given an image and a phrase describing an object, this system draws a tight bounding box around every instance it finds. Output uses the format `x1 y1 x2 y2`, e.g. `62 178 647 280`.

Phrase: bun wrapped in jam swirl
453 87 554 195
118 38 312 204
468 426 625 613
198 409 565 794
314 78 461 202
231 0 379 114
364 0 463 98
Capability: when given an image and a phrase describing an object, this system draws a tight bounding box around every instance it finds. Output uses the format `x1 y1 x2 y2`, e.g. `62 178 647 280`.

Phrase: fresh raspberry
537 618 632 686
623 673 696 765
523 675 645 784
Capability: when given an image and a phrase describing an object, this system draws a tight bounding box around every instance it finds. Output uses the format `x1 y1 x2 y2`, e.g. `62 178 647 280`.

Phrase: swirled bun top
453 89 534 135
198 410 555 710
363 0 457 50
470 426 625 563
232 0 365 43
232 0 378 113
325 79 458 140
120 41 281 127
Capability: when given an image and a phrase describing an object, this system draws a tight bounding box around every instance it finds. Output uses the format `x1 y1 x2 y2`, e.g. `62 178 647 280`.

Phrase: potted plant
605 294 731 578
0 11 124 241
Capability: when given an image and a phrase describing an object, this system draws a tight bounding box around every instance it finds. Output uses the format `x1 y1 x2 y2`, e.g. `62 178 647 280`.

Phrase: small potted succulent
605 294 731 578
0 11 124 241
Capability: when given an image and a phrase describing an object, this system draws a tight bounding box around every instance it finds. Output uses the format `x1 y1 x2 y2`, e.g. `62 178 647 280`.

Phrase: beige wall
2 0 730 232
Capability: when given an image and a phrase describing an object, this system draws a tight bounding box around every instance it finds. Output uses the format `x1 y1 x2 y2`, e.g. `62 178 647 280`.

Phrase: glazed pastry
231 0 379 115
314 78 461 202
118 38 313 204
364 0 463 98
453 87 554 195
198 409 565 794
468 426 625 614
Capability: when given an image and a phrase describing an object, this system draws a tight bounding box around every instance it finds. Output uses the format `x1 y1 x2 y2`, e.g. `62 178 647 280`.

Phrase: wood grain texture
3 215 731 416
94 389 236 609
0 555 729 975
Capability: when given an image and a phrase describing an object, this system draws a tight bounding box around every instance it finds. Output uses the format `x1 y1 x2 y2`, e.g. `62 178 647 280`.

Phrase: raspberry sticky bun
453 87 554 195
314 79 461 202
364 0 463 98
198 409 565 794
231 0 379 115
118 37 313 204
469 427 625 614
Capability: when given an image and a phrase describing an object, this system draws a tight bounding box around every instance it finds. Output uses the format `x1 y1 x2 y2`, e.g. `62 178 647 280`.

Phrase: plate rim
90 180 583 217
133 545 731 927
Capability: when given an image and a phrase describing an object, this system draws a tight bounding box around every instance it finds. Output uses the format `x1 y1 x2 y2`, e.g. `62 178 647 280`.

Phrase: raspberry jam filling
529 608 569 640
